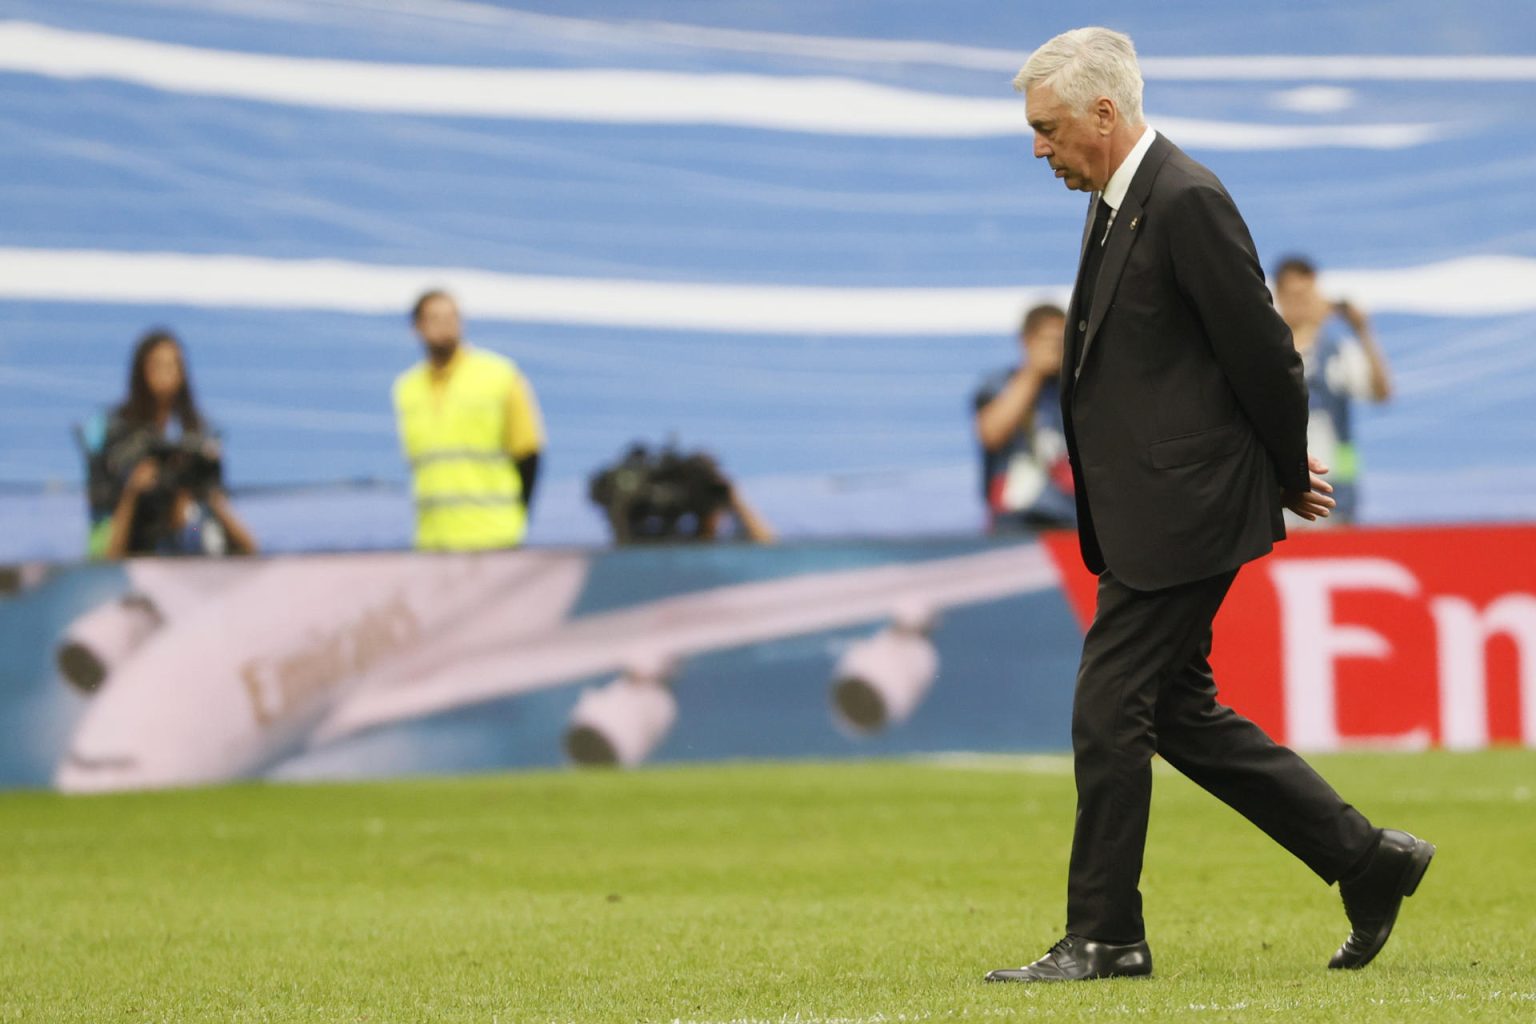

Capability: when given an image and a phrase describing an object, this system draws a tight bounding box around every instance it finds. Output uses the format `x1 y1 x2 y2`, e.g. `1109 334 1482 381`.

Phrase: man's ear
1094 96 1117 135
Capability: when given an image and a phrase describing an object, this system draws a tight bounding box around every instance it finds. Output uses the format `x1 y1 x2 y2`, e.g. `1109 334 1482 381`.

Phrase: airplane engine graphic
831 603 938 734
0 562 50 597
53 561 249 697
55 593 163 693
564 653 678 767
54 552 594 793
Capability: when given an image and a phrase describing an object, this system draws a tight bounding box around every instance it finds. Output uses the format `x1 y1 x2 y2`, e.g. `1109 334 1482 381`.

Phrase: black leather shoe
1329 828 1435 969
985 934 1152 982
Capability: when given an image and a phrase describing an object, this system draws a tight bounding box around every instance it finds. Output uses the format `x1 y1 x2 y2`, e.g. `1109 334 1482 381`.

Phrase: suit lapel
1077 195 1101 262
1075 192 1142 374
1074 133 1174 378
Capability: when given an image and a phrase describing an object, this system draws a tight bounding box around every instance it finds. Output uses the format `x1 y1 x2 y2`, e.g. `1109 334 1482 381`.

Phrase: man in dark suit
985 27 1435 983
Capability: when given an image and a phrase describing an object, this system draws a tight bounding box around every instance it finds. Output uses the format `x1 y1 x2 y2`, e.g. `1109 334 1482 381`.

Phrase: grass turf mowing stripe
0 750 1532 1023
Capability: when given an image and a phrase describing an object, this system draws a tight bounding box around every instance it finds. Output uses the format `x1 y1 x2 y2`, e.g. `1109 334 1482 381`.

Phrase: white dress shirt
1096 126 1158 241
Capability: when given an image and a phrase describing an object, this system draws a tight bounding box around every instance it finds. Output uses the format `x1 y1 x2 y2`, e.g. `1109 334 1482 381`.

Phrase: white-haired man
985 27 1433 983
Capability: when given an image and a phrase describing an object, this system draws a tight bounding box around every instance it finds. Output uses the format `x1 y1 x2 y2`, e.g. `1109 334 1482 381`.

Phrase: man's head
1272 256 1326 329
411 289 462 358
1019 303 1067 377
1015 28 1145 193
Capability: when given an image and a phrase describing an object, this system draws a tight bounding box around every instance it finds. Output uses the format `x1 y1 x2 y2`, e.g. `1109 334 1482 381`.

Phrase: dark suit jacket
1061 132 1309 591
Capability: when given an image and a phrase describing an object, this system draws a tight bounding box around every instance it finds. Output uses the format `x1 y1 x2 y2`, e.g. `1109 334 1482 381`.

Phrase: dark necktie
1073 198 1113 372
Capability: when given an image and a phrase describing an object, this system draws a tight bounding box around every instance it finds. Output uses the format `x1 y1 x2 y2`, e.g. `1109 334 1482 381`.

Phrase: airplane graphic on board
38 543 1061 792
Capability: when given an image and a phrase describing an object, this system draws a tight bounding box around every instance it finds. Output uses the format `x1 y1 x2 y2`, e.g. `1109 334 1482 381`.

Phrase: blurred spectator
83 329 258 559
588 443 774 545
703 477 775 545
393 290 545 551
972 304 1076 531
1273 257 1393 524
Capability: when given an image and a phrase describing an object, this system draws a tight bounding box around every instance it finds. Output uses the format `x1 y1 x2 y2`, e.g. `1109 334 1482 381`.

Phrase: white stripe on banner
0 247 1060 334
0 21 1443 147
206 0 1536 80
2 248 1534 333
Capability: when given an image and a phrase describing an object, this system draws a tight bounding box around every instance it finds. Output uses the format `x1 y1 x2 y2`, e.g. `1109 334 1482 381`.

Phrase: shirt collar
1100 126 1157 212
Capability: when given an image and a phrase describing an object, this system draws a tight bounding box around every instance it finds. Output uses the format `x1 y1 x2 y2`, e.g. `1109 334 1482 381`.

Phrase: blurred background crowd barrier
2 1 1536 557
1 525 1531 792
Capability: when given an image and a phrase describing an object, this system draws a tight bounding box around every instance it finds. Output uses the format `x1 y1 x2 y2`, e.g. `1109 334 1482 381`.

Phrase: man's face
1022 316 1066 376
1274 271 1325 328
1026 83 1108 193
414 295 462 352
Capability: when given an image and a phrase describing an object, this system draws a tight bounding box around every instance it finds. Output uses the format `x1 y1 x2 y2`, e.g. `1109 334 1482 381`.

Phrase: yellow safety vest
393 347 528 551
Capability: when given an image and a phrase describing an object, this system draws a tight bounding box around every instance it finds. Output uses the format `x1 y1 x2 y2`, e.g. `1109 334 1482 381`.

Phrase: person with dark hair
393 290 545 550
972 303 1075 530
92 329 258 558
1272 256 1393 525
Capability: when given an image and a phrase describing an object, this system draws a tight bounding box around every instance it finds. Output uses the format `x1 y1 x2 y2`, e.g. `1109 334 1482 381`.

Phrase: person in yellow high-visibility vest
393 290 545 551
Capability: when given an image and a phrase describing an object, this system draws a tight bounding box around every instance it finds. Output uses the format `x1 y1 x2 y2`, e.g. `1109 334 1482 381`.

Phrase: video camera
588 443 733 544
144 435 224 500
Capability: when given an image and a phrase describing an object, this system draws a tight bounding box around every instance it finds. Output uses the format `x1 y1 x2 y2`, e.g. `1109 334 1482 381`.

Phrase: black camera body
589 443 732 544
145 435 224 500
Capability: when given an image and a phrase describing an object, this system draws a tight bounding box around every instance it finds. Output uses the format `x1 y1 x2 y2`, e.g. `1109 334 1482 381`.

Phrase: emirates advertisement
1043 524 1536 750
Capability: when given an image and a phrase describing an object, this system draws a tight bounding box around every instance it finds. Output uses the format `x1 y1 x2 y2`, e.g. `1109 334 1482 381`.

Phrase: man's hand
1024 331 1065 378
1282 454 1336 521
124 459 159 497
1335 298 1369 335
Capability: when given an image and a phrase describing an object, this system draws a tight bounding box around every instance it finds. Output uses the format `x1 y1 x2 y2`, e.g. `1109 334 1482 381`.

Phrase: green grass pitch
1 750 1532 1023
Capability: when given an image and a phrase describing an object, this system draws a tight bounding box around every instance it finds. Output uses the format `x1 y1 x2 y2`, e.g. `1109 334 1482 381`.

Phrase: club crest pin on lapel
1129 216 1140 230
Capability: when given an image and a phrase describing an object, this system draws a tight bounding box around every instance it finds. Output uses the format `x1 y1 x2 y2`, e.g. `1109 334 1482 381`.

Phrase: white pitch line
917 753 1075 775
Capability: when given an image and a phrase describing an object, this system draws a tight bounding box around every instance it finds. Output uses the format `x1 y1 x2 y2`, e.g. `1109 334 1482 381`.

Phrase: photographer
1272 256 1394 525
973 304 1076 531
95 329 257 559
589 444 774 546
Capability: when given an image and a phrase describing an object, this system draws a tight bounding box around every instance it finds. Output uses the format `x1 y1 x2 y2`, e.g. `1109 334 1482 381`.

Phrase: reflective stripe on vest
394 349 527 551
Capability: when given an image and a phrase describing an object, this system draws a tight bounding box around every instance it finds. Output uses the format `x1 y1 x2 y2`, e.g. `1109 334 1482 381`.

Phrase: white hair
1013 27 1144 126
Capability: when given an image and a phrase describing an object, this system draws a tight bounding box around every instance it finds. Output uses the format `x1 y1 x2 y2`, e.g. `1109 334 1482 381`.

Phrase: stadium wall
0 524 1531 792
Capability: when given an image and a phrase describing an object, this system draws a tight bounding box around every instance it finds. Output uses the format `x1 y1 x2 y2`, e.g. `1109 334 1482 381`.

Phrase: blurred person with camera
973 303 1076 531
91 329 258 559
702 478 775 544
393 289 545 551
1273 256 1393 525
588 443 774 545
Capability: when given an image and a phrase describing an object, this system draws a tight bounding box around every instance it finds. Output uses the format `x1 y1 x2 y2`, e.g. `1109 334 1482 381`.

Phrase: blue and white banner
2 1 1535 558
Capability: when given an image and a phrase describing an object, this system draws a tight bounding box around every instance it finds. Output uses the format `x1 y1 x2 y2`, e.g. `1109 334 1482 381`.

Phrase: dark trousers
1066 567 1379 944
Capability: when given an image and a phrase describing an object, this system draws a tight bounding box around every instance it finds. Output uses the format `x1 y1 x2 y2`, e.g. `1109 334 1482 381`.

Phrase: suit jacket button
1078 320 1088 332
